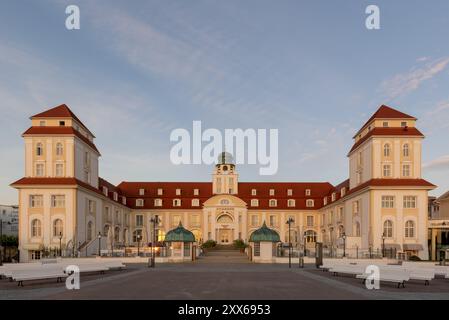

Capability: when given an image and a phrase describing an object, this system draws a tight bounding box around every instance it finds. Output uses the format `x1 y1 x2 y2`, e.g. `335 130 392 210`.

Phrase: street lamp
303 232 307 258
149 215 159 268
58 232 63 257
97 232 102 257
286 217 294 268
342 232 346 258
382 233 386 258
137 234 142 257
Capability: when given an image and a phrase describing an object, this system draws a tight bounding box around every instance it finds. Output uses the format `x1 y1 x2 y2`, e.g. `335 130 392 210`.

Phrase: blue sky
1 0 449 204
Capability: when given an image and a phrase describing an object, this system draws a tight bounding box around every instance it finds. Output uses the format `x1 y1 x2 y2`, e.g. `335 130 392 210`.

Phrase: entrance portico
202 194 247 243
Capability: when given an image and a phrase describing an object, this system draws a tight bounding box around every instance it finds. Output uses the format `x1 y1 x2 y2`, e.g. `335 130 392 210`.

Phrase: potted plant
233 239 248 253
200 240 217 253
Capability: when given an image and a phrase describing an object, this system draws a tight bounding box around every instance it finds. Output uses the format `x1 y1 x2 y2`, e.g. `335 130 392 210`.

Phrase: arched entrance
217 214 233 244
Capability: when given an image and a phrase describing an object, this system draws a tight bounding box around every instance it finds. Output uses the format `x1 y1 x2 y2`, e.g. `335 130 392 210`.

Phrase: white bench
11 267 68 287
356 269 410 288
328 265 365 277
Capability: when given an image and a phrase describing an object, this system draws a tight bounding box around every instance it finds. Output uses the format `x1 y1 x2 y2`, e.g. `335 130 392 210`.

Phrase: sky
0 0 449 204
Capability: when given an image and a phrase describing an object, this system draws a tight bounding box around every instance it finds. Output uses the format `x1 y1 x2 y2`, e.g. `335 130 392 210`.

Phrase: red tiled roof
118 181 334 210
22 126 100 154
355 105 416 138
31 104 93 135
348 127 424 155
322 178 436 209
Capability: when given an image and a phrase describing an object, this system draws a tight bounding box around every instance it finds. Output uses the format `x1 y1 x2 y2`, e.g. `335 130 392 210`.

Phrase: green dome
164 222 195 242
249 221 280 242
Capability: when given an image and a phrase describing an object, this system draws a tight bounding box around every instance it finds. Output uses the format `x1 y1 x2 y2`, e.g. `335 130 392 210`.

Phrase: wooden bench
11 267 68 287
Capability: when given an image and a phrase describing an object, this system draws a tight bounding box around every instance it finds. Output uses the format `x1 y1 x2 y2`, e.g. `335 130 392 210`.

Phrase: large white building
11 104 435 262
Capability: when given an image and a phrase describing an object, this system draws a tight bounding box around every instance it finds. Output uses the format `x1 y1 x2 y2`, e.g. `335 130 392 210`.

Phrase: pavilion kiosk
249 222 280 263
164 222 196 262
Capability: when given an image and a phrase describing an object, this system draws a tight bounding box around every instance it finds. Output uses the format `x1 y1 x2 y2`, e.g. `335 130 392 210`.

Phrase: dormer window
122 197 126 205
251 199 259 207
139 188 145 196
306 199 315 207
401 121 407 127
173 199 182 207
136 199 144 207
341 187 346 197
323 197 328 206
251 189 257 196
102 186 108 196
269 189 275 196
157 188 163 195
269 199 277 207
331 193 336 202
287 189 293 196
154 199 162 207
382 121 389 127
113 192 118 201
305 189 311 196
59 121 65 126
287 199 295 207
176 189 181 196
191 199 200 207
194 189 199 196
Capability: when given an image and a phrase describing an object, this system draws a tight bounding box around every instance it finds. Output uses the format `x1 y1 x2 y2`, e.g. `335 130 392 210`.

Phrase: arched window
36 143 43 156
53 219 63 237
304 230 317 243
114 227 120 242
220 199 230 205
157 229 166 242
405 220 415 238
87 221 93 241
383 220 393 238
217 214 233 223
133 229 142 243
191 229 201 243
383 144 390 157
103 224 109 237
56 143 63 156
403 144 409 157
31 219 42 237
354 222 361 237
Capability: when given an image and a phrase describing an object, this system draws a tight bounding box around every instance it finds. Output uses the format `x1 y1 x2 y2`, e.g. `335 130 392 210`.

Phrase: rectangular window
139 188 145 196
251 189 257 196
157 188 163 195
88 200 95 214
306 199 314 207
59 121 65 126
307 216 314 227
381 196 394 208
401 121 407 127
383 164 391 177
51 195 65 208
254 242 260 256
154 199 162 207
191 199 200 207
190 215 200 227
305 189 311 196
269 215 277 227
269 189 275 196
194 189 199 196
39 121 46 127
29 195 43 208
287 199 295 207
176 189 181 195
269 199 277 207
136 199 144 207
402 164 410 177
383 121 389 127
172 215 181 227
55 163 64 177
353 201 359 214
136 215 143 227
251 199 259 207
287 189 293 196
36 163 44 177
251 215 259 226
403 196 417 209
173 199 181 207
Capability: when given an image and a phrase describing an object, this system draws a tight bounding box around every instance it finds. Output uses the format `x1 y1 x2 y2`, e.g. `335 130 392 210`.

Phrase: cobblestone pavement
1 263 448 300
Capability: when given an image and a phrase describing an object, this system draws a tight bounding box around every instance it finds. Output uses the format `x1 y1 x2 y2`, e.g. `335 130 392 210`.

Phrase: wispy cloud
380 57 449 100
423 155 449 171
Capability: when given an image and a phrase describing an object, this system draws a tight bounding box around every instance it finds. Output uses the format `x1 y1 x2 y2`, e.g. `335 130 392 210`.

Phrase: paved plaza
1 262 448 300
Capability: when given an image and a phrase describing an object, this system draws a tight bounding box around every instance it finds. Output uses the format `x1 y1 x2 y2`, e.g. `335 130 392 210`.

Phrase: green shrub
201 240 217 249
233 239 248 249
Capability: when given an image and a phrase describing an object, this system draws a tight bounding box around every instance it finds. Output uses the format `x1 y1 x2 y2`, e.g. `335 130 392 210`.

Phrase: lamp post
382 233 386 258
286 217 294 268
137 234 142 257
342 232 346 258
149 215 159 268
58 232 63 257
303 233 307 258
97 232 102 257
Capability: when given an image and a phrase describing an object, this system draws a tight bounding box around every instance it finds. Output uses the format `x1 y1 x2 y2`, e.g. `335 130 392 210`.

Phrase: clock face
223 165 228 171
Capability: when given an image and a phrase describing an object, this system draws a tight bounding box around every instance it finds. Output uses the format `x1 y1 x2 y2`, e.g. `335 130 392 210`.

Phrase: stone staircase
197 245 250 264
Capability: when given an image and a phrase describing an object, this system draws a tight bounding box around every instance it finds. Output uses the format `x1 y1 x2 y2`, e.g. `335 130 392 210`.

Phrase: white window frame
269 199 277 207
250 199 259 207
403 196 417 209
306 199 314 208
381 196 394 208
287 199 295 207
136 199 144 207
